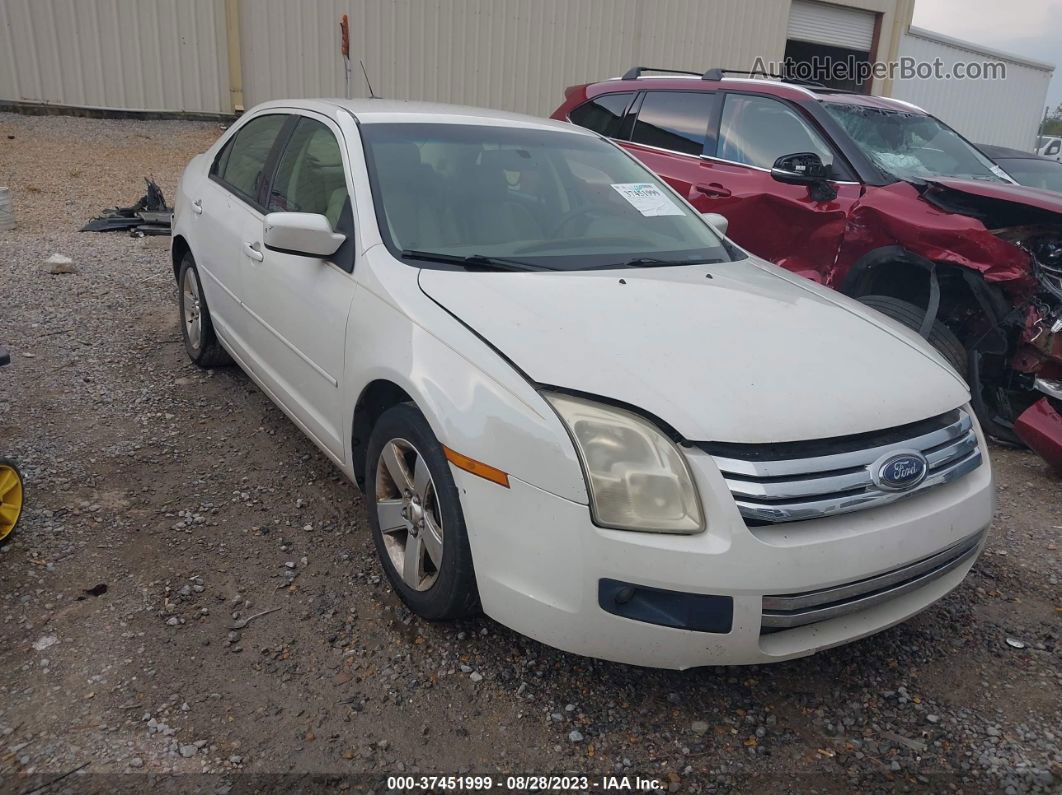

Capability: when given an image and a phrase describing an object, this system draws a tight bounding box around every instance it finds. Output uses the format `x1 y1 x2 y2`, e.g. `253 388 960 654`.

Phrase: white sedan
171 99 993 669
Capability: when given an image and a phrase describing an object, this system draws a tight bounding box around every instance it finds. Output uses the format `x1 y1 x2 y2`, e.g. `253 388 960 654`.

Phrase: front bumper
451 432 994 670
1015 392 1062 475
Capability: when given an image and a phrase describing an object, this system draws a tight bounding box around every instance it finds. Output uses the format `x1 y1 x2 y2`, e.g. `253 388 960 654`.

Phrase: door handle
191 199 203 215
693 183 732 198
244 242 264 262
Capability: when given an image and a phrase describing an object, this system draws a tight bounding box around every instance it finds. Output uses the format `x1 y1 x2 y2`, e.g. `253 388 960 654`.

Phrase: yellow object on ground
0 459 23 542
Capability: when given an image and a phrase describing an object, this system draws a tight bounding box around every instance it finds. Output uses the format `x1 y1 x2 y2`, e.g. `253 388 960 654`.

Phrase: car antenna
360 60 380 99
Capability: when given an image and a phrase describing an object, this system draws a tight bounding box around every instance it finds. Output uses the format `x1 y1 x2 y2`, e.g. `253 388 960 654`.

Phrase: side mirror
770 152 838 201
704 212 729 237
263 212 346 258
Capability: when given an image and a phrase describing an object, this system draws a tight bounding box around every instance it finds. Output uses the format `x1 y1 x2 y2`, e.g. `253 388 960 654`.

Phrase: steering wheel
548 205 611 238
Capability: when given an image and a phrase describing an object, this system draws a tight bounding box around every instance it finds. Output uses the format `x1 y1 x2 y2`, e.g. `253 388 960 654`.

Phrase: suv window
267 118 350 229
717 94 836 172
630 92 714 156
569 93 633 138
212 114 287 204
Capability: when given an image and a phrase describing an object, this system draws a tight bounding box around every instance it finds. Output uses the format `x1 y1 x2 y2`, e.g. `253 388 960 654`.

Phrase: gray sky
912 0 1062 115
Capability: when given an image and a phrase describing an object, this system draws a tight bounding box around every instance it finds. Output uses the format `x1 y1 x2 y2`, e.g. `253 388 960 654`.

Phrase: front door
693 92 863 283
240 114 358 460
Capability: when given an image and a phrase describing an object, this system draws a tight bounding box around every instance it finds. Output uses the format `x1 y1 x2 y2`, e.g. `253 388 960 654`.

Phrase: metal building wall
0 0 231 114
892 27 1053 150
1 0 918 118
238 0 793 117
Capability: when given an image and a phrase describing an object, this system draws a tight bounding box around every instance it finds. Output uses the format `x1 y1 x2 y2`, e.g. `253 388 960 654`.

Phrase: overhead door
787 0 876 51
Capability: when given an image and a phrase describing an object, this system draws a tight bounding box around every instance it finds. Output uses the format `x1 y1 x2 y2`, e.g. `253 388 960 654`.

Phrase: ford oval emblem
872 451 929 491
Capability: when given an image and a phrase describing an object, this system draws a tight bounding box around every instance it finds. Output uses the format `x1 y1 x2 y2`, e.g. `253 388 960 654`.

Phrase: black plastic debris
81 177 173 236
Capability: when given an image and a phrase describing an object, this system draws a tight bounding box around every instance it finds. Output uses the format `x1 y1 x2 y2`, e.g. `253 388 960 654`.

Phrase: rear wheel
178 253 231 368
0 458 24 543
365 403 479 620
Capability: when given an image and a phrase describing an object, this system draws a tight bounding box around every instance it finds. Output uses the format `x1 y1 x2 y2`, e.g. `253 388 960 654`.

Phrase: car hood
925 177 1062 215
418 260 969 443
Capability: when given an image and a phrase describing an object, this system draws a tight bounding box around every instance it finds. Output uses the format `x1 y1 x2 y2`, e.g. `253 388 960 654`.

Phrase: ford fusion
171 100 993 669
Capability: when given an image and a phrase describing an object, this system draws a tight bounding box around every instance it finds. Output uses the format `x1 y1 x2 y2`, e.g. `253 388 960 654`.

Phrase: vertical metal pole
225 0 245 113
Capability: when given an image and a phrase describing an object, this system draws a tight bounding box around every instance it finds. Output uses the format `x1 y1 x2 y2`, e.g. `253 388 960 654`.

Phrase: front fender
342 266 588 505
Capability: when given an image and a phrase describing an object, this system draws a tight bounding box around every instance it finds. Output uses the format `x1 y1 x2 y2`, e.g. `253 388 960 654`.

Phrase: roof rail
621 66 702 80
702 67 827 88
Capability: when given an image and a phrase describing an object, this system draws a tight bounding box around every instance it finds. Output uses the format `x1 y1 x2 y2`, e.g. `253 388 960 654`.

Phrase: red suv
552 67 1062 473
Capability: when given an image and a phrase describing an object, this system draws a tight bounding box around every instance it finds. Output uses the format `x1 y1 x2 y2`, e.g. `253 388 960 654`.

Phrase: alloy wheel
375 438 444 591
182 268 203 352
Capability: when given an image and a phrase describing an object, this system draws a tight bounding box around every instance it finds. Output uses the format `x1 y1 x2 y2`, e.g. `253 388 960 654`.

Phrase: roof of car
978 143 1053 161
249 98 590 134
587 74 927 114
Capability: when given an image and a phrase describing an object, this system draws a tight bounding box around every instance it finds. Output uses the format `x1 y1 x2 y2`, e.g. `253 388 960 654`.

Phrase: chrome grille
704 409 982 524
761 530 984 630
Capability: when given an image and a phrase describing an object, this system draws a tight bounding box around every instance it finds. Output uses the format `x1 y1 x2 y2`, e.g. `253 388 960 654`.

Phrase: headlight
544 392 704 534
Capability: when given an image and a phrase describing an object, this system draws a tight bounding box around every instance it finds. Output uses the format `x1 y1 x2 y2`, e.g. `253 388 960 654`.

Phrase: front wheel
365 404 479 620
858 294 1024 444
858 295 968 377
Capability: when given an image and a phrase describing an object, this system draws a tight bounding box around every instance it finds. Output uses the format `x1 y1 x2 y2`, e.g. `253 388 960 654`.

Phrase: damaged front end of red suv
838 177 1062 472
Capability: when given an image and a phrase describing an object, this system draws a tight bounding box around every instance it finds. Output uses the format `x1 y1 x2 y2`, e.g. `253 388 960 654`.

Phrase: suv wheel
858 295 967 377
365 404 479 620
858 295 1028 444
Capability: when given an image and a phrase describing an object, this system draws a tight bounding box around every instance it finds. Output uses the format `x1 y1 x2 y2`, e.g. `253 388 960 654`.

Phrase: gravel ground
0 112 1059 793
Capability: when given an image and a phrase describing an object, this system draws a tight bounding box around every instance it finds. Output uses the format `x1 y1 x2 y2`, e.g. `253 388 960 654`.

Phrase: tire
0 458 24 544
365 403 479 620
178 253 231 368
858 295 968 378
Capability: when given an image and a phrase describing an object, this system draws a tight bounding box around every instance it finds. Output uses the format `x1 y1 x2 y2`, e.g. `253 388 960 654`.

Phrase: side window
569 92 634 138
717 94 836 172
267 118 350 230
212 114 287 204
630 92 715 156
1048 140 1061 156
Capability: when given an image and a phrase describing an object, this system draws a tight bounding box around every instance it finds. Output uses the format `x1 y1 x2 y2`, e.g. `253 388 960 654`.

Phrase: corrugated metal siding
239 0 791 116
0 0 230 113
788 0 876 51
1 0 913 117
892 28 1053 150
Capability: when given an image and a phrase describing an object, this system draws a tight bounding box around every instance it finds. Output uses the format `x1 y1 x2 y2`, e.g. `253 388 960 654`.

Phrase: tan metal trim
225 0 245 114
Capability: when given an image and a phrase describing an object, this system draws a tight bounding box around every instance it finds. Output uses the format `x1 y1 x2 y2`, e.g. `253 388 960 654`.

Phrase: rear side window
717 94 835 172
569 92 634 138
630 92 715 156
212 114 287 204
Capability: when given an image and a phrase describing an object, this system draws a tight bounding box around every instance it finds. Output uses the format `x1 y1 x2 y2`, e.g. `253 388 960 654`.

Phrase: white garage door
787 0 876 51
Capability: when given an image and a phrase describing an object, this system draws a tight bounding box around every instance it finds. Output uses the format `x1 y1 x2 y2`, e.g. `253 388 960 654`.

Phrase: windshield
822 102 1004 183
359 122 736 270
997 158 1062 194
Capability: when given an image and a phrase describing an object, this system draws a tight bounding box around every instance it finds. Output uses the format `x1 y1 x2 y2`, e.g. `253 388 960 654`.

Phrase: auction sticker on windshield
611 182 684 216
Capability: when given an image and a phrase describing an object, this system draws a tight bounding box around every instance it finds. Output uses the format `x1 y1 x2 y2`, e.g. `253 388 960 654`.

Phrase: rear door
694 92 862 281
619 90 718 204
239 112 358 459
198 113 289 352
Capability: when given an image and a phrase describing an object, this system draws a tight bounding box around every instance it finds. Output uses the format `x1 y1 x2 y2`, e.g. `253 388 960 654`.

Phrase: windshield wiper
400 249 552 272
592 256 727 270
